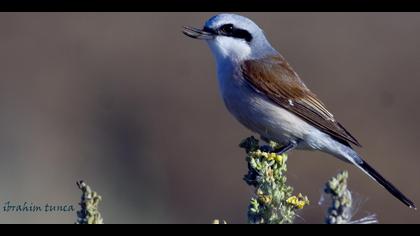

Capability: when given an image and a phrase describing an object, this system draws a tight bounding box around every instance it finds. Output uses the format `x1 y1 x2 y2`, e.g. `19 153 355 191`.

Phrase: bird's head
183 14 278 62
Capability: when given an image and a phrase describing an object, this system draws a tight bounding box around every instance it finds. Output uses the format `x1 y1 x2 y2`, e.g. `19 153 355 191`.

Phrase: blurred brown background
0 12 418 224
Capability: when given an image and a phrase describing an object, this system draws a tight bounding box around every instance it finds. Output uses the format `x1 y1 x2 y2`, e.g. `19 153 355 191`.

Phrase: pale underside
216 55 360 154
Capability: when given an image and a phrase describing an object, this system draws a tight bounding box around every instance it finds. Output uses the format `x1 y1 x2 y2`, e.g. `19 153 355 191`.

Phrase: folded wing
241 55 361 147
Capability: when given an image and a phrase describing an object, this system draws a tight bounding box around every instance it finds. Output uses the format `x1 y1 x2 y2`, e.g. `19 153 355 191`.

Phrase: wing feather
241 55 361 147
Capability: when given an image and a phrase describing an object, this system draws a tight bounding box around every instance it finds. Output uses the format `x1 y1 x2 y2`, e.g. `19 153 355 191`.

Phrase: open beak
182 26 215 40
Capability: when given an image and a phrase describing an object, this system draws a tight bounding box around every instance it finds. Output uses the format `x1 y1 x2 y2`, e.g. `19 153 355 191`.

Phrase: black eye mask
203 24 253 43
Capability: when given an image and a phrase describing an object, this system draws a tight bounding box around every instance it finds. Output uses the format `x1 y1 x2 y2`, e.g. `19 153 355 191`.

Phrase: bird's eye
219 24 234 34
217 24 253 43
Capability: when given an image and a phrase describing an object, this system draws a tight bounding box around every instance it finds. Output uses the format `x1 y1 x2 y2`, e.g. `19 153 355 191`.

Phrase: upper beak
182 26 215 40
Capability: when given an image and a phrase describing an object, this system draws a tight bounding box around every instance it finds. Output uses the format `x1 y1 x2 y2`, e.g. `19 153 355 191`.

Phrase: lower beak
182 26 215 40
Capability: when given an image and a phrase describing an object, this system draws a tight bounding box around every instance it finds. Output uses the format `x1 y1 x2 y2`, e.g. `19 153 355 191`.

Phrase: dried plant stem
76 181 104 224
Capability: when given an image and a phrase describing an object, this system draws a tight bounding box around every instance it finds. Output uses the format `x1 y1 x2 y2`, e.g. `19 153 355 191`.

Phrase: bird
182 13 415 209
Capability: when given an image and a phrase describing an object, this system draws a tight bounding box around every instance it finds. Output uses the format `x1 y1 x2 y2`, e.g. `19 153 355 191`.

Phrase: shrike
183 13 415 209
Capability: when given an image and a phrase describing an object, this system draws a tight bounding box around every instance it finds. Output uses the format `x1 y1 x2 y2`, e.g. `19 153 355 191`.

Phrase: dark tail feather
341 146 416 209
357 160 416 209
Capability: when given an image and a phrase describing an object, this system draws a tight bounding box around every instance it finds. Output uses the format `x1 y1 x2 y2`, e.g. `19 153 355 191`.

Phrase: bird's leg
260 135 271 143
260 136 275 152
276 140 298 155
260 135 298 154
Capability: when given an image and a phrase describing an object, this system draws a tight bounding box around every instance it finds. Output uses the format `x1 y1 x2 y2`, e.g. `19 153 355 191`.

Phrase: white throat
207 37 252 64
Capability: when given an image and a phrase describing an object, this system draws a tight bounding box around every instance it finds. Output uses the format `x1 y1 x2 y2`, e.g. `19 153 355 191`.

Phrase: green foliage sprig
240 136 309 224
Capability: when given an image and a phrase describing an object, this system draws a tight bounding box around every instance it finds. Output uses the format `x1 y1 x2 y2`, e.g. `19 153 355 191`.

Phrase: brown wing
241 55 361 147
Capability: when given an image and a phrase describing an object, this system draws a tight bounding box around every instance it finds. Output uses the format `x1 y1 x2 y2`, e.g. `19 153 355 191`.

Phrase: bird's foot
275 141 298 155
259 135 298 155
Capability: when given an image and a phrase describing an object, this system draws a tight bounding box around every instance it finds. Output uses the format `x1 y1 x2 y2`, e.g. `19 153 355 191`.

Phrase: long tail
342 147 416 209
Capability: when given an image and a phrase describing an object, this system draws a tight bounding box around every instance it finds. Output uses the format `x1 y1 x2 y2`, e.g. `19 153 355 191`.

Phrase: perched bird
183 13 416 209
